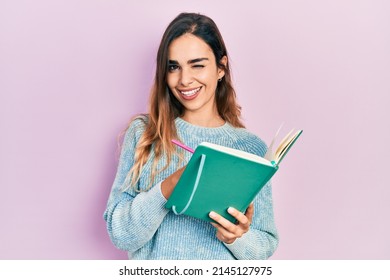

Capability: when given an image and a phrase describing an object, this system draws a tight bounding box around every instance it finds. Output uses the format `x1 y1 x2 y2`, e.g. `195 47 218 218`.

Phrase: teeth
180 87 200 96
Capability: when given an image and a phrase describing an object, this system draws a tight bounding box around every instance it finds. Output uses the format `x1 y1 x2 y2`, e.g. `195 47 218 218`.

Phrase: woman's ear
218 56 228 80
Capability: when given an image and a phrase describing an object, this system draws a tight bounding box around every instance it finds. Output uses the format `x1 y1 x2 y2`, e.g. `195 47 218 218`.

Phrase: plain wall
1 0 389 259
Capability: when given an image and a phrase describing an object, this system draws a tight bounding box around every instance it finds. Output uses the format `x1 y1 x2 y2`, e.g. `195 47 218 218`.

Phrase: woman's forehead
168 34 214 62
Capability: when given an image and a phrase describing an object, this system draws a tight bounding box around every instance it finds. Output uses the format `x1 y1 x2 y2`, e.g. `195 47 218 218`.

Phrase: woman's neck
181 113 225 128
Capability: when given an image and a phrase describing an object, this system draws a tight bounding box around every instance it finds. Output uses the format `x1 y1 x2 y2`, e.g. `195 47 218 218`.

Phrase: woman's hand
209 203 254 244
161 166 186 199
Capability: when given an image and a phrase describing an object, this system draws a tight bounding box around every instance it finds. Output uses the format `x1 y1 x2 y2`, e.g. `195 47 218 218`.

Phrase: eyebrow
168 58 209 64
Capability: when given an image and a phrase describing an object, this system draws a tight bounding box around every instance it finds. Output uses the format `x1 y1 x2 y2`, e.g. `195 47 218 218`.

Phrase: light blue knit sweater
104 117 278 260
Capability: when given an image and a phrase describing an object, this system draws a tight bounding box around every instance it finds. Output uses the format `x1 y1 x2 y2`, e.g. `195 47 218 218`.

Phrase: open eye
168 64 180 72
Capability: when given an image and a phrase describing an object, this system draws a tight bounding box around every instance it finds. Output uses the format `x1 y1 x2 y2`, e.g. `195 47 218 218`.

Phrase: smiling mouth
179 87 201 97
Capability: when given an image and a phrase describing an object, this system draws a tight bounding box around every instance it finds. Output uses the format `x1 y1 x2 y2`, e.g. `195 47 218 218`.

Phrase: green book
165 128 303 223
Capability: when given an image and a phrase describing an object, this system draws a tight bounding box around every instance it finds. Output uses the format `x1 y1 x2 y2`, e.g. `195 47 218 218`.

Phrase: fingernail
209 211 216 218
227 207 234 214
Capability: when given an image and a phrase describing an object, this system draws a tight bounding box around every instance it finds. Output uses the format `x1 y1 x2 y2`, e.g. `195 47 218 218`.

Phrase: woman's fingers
210 222 237 243
244 203 254 224
161 165 186 199
227 207 251 227
209 211 237 232
209 204 254 243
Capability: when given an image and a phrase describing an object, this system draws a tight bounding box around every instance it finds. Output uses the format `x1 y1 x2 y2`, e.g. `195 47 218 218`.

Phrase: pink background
1 0 389 259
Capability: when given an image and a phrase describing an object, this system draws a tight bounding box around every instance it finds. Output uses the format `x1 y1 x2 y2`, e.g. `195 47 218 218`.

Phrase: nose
179 67 193 87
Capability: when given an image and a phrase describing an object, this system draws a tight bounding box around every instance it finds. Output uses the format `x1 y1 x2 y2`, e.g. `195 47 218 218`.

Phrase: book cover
165 129 302 223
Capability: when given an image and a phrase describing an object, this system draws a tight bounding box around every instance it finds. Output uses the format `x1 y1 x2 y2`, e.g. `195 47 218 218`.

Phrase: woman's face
166 33 226 119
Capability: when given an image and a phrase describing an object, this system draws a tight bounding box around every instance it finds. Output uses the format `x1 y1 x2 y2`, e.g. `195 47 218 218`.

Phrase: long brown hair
124 12 245 191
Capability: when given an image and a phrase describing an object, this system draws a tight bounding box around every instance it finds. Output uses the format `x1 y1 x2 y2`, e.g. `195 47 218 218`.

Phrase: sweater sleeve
223 181 279 259
103 119 169 252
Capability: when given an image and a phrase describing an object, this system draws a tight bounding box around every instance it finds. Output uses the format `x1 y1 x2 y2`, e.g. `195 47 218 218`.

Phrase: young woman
104 12 278 260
